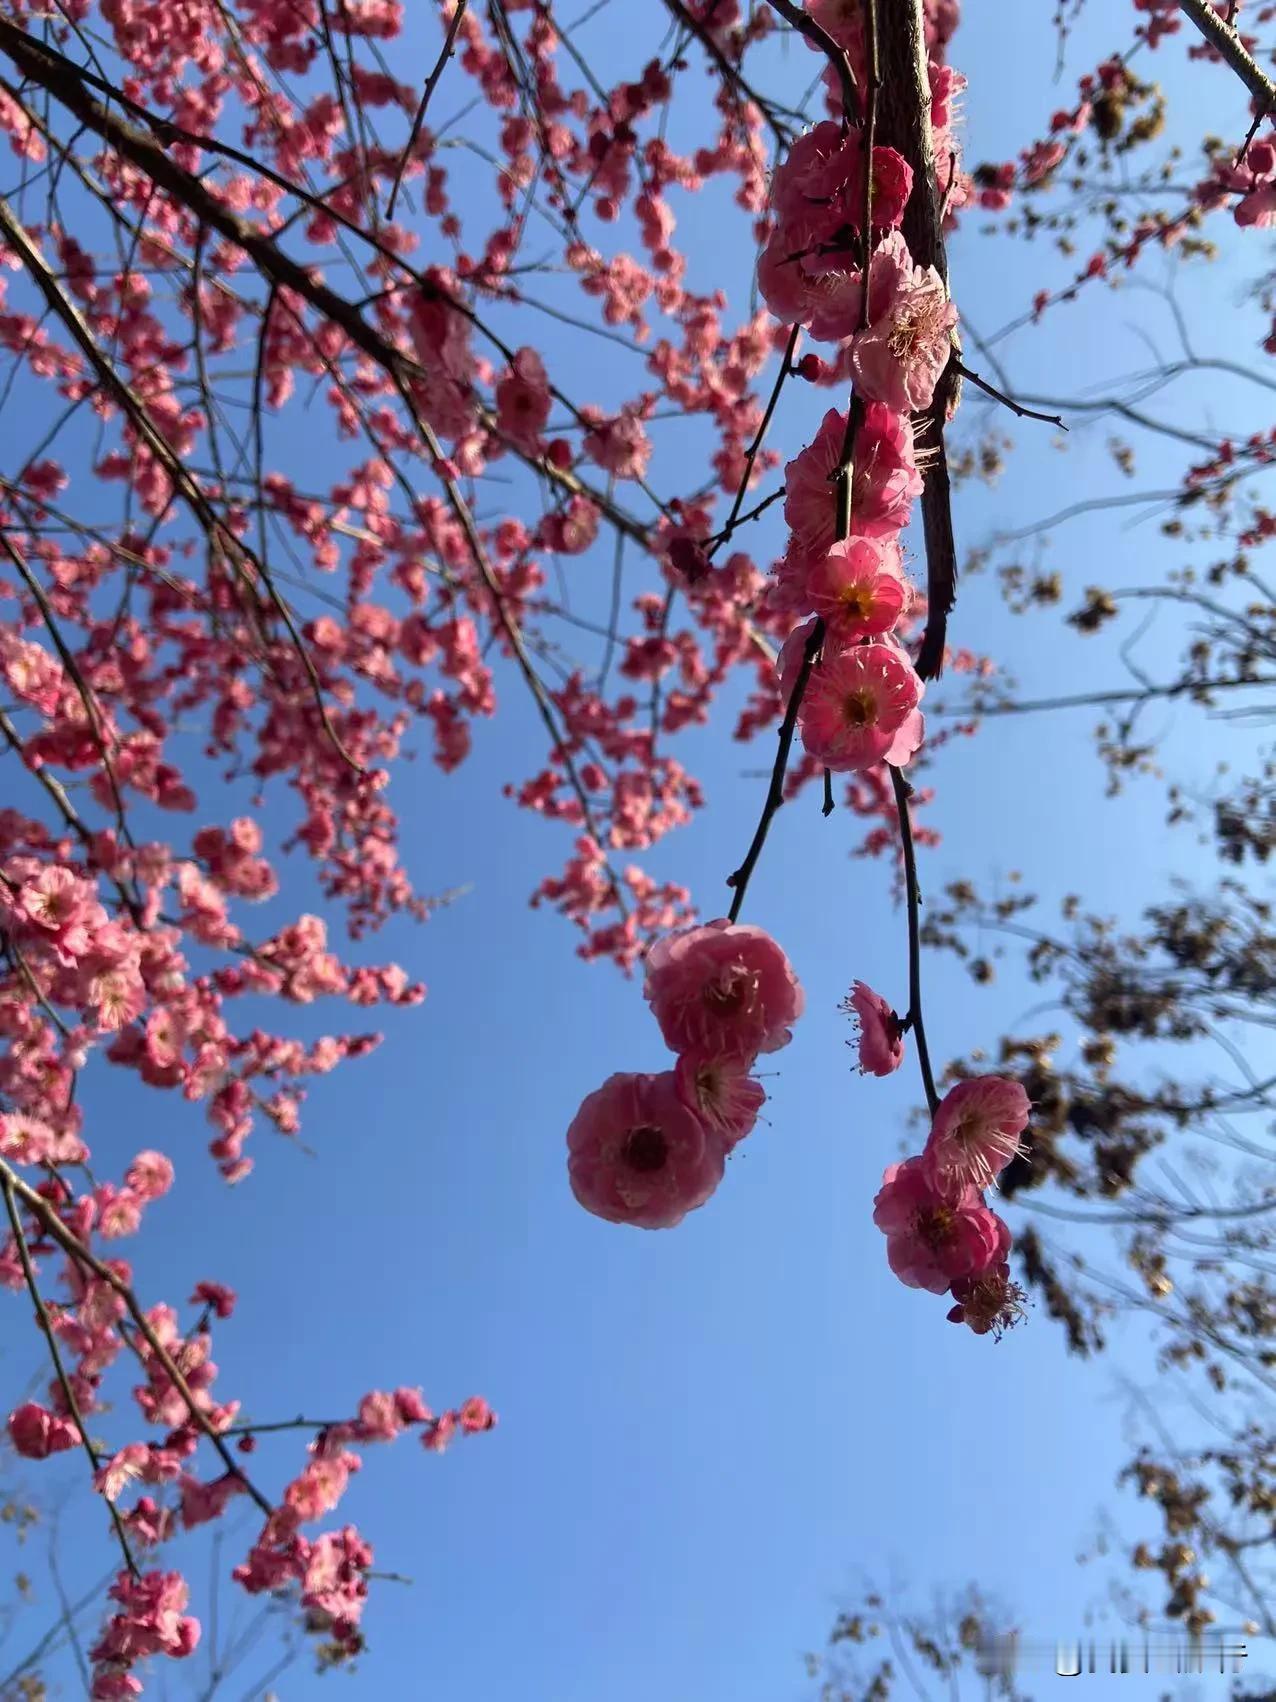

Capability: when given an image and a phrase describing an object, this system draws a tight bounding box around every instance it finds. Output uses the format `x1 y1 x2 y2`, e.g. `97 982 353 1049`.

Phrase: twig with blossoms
763 0 863 122
1 1173 141 1581
0 1158 275 1518
0 195 361 778
400 394 630 920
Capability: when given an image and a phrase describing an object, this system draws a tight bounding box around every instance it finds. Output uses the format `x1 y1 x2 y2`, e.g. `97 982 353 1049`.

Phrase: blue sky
1 3 1273 1698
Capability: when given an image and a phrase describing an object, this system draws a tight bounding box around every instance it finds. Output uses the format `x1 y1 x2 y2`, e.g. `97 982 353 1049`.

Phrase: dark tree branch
873 0 961 680
1177 0 1276 113
890 767 939 1116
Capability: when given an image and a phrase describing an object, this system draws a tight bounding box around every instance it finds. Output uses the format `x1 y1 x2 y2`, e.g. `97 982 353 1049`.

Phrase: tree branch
1177 0 1276 113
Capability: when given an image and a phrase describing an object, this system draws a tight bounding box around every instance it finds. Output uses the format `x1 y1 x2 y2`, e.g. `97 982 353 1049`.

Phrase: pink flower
925 1076 1031 1192
189 1281 236 1319
841 981 905 1076
0 1111 55 1164
95 1444 152 1503
674 1051 766 1148
125 1151 174 1201
770 121 858 224
805 536 907 640
582 408 652 481
851 245 957 412
947 1262 1027 1339
8 1401 78 1459
852 145 914 231
784 406 923 558
567 1071 725 1229
798 639 923 771
458 1396 495 1432
872 1157 1007 1293
643 919 804 1060
495 346 551 451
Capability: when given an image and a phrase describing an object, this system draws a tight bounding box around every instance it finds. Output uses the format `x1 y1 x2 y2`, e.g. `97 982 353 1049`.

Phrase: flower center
838 583 874 617
704 967 751 1012
842 687 878 727
624 1125 668 1173
916 1205 954 1250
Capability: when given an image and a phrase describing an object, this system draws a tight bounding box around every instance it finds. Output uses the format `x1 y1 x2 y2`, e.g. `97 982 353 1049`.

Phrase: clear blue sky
1 4 1272 1699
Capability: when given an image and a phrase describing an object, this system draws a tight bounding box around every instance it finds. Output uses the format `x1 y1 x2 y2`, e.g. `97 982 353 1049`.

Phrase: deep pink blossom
841 981 905 1076
925 1076 1031 1192
8 1401 79 1459
805 536 908 640
872 1157 1007 1293
495 346 552 451
567 1071 725 1229
798 640 923 772
643 919 804 1059
784 406 923 558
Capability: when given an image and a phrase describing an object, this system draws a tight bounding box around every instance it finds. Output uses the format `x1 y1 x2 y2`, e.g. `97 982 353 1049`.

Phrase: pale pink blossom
0 1111 55 1164
925 1076 1031 1191
674 1051 766 1148
872 1157 1008 1293
797 640 923 771
567 1071 725 1229
851 244 957 412
841 981 905 1076
643 919 804 1059
125 1151 175 1200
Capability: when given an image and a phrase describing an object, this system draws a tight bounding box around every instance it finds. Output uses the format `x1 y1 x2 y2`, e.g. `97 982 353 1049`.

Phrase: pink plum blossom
674 1051 766 1149
8 1401 79 1459
643 919 804 1059
567 1071 725 1229
841 981 905 1076
851 243 958 412
784 406 923 558
797 640 923 772
805 536 908 640
495 346 552 451
872 1157 1008 1293
925 1075 1031 1192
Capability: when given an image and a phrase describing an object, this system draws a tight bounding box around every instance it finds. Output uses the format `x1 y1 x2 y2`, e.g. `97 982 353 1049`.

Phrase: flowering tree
0 0 1272 1692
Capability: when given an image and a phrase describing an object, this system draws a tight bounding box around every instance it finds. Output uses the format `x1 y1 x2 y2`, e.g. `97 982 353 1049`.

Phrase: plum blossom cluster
872 1075 1030 1338
567 921 803 1228
6 1235 494 1700
755 58 956 780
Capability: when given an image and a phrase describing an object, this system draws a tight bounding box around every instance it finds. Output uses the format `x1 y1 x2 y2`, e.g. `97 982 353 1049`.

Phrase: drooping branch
889 767 939 1116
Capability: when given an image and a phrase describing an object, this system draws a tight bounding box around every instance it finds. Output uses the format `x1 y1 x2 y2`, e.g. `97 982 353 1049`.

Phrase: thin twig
954 360 1068 430
726 619 825 920
386 0 468 219
889 767 938 1116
